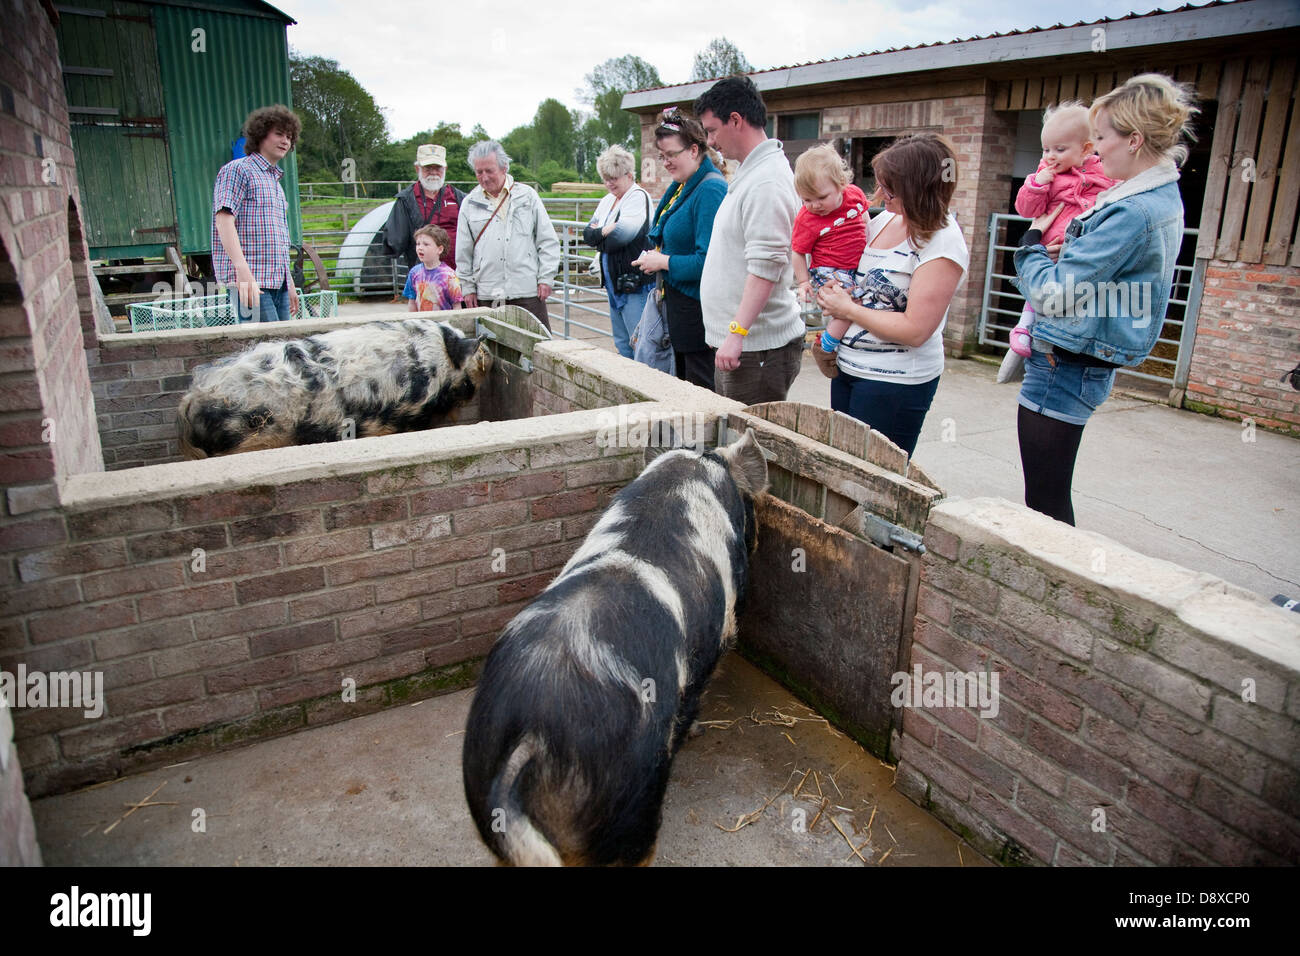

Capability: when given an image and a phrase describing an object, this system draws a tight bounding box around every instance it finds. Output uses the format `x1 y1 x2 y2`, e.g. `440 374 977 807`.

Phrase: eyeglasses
657 146 688 163
878 184 895 202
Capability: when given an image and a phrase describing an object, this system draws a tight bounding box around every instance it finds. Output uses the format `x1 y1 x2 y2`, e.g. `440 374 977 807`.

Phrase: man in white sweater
696 76 805 405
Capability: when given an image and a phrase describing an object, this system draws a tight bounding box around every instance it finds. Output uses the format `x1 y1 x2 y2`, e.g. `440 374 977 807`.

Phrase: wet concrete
32 656 988 867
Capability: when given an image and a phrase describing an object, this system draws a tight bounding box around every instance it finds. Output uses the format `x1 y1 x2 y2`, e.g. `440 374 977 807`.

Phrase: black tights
1017 405 1085 526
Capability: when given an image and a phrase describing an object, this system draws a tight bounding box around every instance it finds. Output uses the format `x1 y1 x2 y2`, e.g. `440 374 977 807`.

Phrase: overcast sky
274 0 1206 142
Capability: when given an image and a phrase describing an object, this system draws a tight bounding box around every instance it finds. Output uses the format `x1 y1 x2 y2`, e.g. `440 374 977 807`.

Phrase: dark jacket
647 157 727 353
382 182 466 268
647 157 727 301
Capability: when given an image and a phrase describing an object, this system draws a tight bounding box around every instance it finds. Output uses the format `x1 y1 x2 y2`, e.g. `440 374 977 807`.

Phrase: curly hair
243 105 301 155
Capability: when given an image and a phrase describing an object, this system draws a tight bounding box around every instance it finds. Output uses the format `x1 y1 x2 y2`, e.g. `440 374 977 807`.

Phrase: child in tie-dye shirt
404 225 463 312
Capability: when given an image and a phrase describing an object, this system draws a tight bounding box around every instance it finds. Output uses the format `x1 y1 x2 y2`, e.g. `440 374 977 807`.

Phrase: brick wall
1185 260 1300 436
943 97 1017 354
1 403 661 797
899 497 1300 866
0 0 102 485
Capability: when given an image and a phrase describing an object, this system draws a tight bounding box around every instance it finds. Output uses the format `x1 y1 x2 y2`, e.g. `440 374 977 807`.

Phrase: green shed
55 0 302 264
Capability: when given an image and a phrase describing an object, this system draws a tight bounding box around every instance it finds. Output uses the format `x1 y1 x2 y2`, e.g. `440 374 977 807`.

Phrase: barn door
56 1 178 257
725 403 943 762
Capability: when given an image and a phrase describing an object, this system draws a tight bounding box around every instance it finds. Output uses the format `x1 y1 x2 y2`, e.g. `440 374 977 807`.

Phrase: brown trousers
714 337 804 406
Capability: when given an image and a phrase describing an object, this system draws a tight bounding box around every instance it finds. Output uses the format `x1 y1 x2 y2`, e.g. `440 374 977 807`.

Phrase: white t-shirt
837 211 969 384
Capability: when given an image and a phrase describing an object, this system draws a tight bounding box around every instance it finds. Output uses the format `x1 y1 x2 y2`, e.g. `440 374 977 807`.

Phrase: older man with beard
383 144 466 282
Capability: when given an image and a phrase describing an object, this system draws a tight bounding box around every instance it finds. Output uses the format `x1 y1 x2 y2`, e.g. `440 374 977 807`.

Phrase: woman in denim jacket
1013 74 1198 525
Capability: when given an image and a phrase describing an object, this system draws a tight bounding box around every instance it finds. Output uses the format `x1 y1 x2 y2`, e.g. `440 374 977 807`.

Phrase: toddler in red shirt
792 144 868 346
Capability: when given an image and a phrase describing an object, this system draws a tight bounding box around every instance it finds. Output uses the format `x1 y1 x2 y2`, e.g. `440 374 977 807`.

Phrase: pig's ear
718 428 769 496
642 421 680 466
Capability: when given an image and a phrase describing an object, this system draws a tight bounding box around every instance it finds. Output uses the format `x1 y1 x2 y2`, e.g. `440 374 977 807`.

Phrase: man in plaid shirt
213 105 302 322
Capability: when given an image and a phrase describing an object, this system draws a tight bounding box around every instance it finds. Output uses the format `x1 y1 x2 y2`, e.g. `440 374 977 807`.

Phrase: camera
615 273 644 294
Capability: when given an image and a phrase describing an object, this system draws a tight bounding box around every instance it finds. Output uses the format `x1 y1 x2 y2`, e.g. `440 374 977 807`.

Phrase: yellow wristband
729 322 749 337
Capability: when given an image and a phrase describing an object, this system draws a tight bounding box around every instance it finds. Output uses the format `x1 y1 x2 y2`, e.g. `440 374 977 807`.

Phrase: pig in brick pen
462 428 770 866
177 319 491 458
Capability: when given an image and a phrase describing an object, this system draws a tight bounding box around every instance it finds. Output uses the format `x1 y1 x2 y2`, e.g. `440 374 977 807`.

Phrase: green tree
289 51 389 180
531 98 575 168
580 54 662 154
690 37 753 82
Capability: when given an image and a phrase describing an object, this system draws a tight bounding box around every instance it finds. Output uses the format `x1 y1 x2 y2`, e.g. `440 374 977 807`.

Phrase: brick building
624 0 1300 434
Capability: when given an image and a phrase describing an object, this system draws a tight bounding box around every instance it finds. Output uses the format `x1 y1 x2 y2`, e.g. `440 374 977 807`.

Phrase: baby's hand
797 280 813 302
1034 166 1056 185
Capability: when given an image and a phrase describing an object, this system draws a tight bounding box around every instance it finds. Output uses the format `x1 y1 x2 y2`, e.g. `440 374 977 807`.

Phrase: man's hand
715 333 744 372
235 267 261 312
464 293 479 309
538 283 553 301
288 285 299 316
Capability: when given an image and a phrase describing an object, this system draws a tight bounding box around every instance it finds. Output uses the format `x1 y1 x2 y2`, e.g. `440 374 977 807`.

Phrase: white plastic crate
128 290 338 332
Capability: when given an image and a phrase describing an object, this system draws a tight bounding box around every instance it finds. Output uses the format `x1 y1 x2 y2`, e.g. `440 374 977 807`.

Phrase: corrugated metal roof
624 0 1293 105
140 0 296 24
154 3 302 254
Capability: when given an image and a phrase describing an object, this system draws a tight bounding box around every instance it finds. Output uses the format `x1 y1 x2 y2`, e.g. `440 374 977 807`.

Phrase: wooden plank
1009 78 1027 111
1058 74 1078 103
1174 63 1197 86
1266 66 1300 265
1241 57 1296 262
1291 213 1300 267
1075 72 1095 104
730 412 940 533
1041 75 1060 109
1198 59 1246 259
993 82 1009 112
1024 76 1042 111
1198 60 1222 102
1216 57 1271 261
737 495 912 760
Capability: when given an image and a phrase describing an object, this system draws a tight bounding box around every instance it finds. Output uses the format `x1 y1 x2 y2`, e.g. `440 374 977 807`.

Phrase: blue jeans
602 256 650 359
1017 350 1118 426
830 372 941 458
230 283 292 323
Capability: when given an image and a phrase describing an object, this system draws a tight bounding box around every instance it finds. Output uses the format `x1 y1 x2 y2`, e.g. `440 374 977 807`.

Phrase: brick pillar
942 95 1017 354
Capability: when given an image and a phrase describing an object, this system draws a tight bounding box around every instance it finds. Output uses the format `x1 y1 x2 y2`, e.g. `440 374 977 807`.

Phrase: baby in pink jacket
1009 103 1120 356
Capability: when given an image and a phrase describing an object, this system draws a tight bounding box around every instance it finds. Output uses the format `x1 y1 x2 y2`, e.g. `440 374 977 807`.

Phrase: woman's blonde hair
596 145 636 181
794 143 851 195
1089 73 1200 166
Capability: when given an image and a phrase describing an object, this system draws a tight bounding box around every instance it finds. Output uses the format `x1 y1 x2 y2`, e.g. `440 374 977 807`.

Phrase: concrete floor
33 657 987 867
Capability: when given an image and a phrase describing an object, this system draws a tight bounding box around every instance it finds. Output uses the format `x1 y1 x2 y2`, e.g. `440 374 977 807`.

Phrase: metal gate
977 212 1205 401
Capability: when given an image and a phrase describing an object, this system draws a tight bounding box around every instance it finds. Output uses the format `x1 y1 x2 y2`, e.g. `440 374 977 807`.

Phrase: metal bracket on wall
858 511 927 554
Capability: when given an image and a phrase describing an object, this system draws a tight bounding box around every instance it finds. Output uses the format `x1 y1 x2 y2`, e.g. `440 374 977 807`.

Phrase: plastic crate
128 290 338 332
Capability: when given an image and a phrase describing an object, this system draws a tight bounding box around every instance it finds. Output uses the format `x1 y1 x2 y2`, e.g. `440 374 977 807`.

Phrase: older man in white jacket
457 141 561 330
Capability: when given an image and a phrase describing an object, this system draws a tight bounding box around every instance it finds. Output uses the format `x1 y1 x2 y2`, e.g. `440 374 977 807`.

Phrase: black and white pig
177 319 491 458
461 427 770 866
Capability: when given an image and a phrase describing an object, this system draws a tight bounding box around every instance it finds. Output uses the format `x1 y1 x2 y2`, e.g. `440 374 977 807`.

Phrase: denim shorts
1017 349 1118 425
